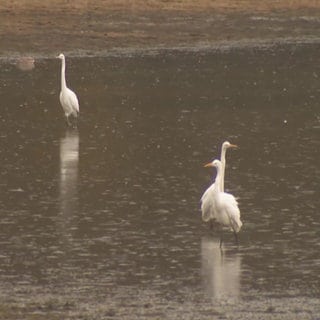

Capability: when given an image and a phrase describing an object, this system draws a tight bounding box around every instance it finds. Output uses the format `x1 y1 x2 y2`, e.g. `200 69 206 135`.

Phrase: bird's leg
65 115 71 127
219 230 223 248
209 220 214 230
73 116 78 129
233 230 239 247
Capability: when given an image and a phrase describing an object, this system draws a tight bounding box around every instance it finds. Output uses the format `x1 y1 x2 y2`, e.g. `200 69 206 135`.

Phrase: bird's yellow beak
204 162 213 168
229 144 238 149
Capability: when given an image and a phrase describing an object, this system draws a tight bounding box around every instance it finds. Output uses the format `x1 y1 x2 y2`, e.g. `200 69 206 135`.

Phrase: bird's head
222 141 238 150
57 53 65 60
204 159 221 169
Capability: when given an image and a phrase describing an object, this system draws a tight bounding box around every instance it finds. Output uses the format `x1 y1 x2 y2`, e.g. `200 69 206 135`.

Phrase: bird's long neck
215 162 222 193
60 57 67 91
220 147 226 192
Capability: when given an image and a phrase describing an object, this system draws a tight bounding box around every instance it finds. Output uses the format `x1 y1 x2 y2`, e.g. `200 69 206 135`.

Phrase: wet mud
1 0 320 58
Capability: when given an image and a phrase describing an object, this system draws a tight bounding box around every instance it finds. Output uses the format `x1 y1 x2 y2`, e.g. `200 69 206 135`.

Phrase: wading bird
57 53 79 126
201 141 237 225
203 159 242 247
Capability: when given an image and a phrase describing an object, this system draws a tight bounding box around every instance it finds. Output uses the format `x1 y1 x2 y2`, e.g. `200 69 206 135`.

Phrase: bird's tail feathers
230 215 243 233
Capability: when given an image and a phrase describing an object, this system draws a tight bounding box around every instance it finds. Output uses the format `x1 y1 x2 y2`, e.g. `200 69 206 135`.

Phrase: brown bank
1 0 320 57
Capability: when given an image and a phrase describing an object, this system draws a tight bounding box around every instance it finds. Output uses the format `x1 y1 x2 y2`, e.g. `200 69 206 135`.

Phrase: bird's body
203 159 242 246
58 53 79 126
200 182 217 223
60 87 79 118
214 191 242 233
201 141 237 224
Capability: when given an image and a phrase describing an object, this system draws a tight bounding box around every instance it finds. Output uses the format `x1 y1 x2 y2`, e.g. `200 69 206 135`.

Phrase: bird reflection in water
201 235 241 301
59 129 79 216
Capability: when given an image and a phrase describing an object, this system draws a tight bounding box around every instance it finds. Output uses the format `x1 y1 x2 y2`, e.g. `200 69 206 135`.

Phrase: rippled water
0 44 319 318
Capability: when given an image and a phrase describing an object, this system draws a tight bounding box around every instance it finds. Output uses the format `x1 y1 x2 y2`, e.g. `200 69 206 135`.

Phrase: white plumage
202 159 242 246
200 182 217 223
201 141 237 224
57 53 79 126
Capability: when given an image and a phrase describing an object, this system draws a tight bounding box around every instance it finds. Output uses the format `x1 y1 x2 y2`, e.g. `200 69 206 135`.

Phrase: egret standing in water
201 141 238 225
57 53 79 126
203 159 242 247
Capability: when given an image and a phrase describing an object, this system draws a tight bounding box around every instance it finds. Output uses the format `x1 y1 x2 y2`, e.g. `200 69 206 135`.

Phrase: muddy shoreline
1 1 320 58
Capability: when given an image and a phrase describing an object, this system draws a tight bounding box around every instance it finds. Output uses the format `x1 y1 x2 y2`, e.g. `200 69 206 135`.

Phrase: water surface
0 44 319 318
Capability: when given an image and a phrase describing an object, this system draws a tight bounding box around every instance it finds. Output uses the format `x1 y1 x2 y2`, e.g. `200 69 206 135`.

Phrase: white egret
201 141 237 225
57 53 79 126
203 159 242 247
220 141 238 192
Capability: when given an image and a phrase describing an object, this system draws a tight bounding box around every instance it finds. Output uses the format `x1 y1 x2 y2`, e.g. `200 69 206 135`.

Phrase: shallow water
0 44 319 318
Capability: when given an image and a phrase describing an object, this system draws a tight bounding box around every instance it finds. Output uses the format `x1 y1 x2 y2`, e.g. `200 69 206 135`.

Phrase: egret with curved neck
57 53 79 126
204 159 242 247
201 141 237 225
